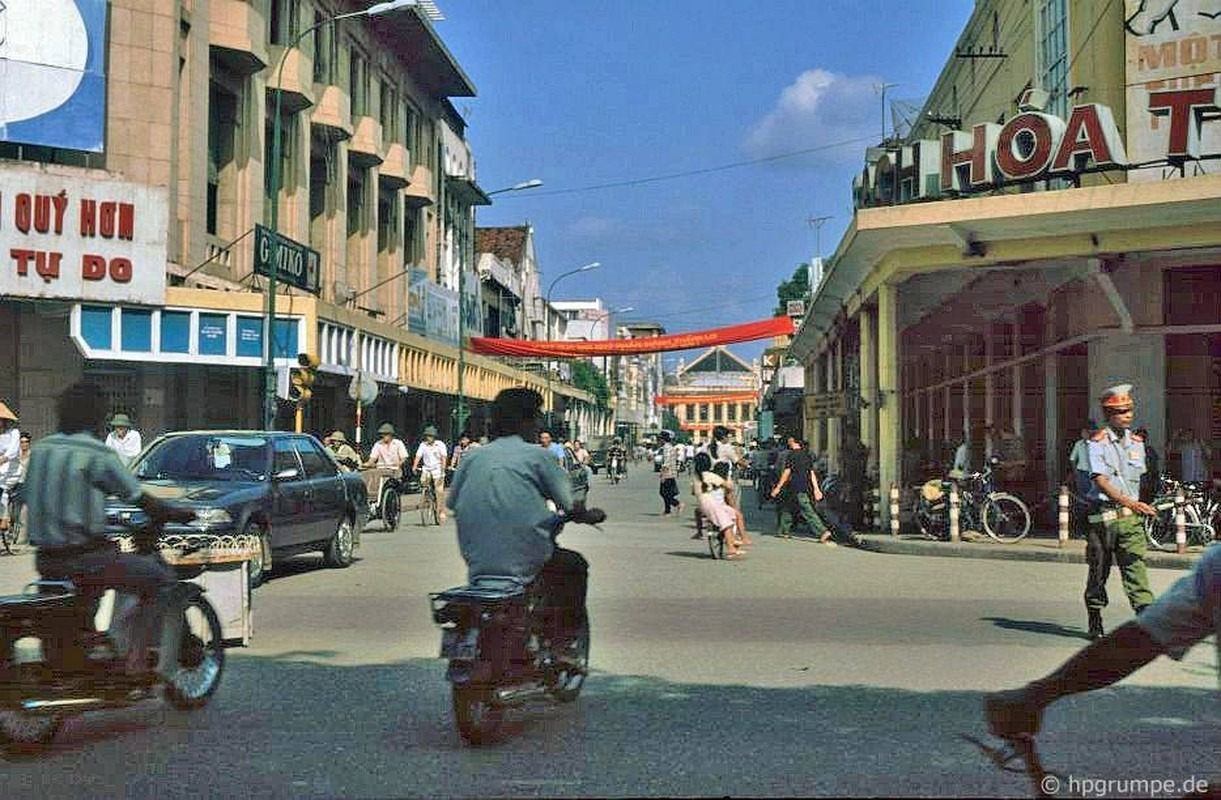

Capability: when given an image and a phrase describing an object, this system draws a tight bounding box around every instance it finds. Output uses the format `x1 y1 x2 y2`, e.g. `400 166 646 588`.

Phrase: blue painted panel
273 319 298 359
80 305 112 349
120 308 153 352
198 313 228 356
236 317 263 358
161 311 190 353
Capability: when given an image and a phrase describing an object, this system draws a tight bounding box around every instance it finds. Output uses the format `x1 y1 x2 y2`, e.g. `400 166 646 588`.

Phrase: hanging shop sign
854 89 1219 208
254 224 321 295
806 392 848 420
1125 0 1221 182
470 316 794 358
0 168 168 304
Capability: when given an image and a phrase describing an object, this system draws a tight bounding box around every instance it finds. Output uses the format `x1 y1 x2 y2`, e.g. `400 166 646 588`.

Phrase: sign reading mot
254 224 321 295
0 169 168 304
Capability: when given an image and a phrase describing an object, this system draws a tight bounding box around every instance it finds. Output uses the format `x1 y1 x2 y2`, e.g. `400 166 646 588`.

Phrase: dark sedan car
109 431 368 587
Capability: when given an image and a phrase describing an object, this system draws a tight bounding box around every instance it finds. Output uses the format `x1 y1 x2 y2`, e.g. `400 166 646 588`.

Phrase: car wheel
247 525 271 590
324 515 356 568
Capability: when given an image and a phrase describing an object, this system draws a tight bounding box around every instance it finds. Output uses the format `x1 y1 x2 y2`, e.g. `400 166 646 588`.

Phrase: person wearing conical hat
364 422 408 472
1082 383 1157 640
324 430 360 472
104 412 143 468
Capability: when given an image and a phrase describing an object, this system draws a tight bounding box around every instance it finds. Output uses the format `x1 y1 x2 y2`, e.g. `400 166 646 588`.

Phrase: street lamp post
263 0 418 429
543 261 600 433
454 178 543 436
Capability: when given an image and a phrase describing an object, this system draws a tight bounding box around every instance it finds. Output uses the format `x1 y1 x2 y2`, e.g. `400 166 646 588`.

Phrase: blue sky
436 0 976 367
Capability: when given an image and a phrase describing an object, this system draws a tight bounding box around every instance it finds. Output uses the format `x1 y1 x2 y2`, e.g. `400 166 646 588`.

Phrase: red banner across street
468 316 794 358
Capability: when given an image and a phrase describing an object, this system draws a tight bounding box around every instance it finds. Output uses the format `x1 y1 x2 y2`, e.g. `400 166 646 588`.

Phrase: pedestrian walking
104 412 143 467
658 431 682 516
1083 384 1157 640
1066 420 1095 540
1171 427 1211 483
770 436 835 545
1 429 30 546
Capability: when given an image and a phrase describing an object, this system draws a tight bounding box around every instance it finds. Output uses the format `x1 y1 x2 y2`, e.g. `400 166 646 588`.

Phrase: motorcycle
429 508 605 745
0 517 226 754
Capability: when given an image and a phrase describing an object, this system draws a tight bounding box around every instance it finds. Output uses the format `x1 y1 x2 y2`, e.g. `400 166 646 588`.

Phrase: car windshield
132 434 271 481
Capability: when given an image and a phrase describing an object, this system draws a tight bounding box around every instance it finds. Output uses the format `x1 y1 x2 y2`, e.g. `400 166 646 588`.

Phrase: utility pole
806 215 833 257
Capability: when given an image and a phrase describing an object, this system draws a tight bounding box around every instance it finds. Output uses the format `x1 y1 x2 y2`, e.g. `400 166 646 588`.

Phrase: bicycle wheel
431 490 441 525
982 494 1032 543
1145 510 1176 550
706 530 724 560
420 489 435 526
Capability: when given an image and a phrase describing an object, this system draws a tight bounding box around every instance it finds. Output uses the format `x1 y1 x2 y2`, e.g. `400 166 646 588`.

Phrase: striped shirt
25 432 143 548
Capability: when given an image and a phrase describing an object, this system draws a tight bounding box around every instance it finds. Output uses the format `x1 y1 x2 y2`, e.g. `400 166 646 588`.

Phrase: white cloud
744 69 882 162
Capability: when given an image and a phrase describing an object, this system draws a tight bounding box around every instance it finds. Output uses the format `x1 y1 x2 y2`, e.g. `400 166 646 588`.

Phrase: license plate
441 628 479 659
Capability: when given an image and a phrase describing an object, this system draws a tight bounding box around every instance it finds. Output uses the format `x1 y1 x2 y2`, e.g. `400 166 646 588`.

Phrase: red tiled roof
476 226 528 264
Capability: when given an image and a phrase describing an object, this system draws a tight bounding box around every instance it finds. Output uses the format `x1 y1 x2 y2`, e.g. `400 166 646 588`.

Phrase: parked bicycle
1143 477 1217 551
914 457 1032 543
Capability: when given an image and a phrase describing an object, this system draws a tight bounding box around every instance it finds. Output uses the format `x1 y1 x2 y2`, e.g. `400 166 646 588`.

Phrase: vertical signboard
0 0 108 152
1125 0 1221 182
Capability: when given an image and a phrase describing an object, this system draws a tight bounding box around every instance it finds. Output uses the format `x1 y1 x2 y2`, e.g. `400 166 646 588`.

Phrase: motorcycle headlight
189 507 233 529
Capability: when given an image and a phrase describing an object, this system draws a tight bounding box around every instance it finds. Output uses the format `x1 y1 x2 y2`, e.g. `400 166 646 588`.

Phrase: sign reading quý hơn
0 168 169 305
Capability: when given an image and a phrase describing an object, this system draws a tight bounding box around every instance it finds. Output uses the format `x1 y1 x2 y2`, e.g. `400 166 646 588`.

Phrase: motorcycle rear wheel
707 531 725 560
164 596 225 711
550 621 590 703
0 710 61 755
452 686 503 746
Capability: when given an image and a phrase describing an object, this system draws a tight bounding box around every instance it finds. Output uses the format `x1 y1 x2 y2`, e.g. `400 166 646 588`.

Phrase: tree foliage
773 263 811 316
570 359 610 408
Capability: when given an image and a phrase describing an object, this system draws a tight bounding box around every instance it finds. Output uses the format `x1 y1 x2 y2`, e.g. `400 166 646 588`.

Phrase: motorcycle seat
433 576 527 605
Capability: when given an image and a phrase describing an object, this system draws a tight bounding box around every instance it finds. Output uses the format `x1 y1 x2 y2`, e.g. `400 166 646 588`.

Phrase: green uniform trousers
777 491 828 537
1084 513 1153 612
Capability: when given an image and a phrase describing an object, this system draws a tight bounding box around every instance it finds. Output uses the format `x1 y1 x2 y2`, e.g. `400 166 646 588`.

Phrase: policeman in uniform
1084 384 1157 639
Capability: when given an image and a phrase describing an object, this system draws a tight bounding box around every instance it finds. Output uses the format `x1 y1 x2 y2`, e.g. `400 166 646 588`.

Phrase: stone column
859 305 878 474
877 282 900 530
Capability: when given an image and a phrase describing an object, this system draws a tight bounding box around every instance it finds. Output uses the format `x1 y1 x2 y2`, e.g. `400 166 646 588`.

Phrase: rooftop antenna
874 82 900 142
807 215 833 257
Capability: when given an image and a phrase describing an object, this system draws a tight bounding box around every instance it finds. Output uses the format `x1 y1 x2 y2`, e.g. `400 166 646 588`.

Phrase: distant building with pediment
660 346 760 444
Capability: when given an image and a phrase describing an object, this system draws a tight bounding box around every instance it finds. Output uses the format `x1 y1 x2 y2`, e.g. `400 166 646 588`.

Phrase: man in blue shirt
1083 384 1157 639
448 388 601 645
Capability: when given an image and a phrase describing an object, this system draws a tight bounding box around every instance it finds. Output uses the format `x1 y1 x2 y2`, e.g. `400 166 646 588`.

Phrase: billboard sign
1125 0 1221 182
0 166 168 304
0 0 109 153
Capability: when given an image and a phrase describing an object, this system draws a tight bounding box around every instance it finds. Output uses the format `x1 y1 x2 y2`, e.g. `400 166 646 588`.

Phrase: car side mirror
274 467 300 481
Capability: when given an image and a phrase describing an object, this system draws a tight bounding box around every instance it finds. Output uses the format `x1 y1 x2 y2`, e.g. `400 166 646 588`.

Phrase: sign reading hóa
254 224 321 295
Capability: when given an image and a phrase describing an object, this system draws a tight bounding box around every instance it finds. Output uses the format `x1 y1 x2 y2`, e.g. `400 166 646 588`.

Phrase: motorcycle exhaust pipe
21 697 108 714
495 684 549 704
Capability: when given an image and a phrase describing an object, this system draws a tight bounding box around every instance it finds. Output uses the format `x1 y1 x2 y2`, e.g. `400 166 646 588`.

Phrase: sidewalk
851 530 1203 570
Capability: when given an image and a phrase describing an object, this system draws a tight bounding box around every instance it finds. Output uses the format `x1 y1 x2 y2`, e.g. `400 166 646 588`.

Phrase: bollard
1175 487 1187 554
1058 485 1070 548
872 486 883 531
949 483 960 543
889 484 900 537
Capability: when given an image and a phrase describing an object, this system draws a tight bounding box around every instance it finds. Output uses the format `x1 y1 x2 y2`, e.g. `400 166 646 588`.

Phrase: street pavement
1 464 1216 798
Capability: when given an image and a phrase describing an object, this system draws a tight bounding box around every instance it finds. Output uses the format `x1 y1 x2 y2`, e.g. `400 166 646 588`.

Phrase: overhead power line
499 133 881 199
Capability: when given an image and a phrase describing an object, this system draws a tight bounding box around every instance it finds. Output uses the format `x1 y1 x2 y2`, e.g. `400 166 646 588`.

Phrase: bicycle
419 472 440 526
0 484 23 555
913 458 1032 543
1143 477 1216 551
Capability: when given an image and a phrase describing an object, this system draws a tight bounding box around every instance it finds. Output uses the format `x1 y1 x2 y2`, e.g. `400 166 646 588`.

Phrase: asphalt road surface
2 464 1216 798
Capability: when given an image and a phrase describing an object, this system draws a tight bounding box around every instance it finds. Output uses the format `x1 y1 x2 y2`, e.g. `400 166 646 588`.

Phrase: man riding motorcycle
25 381 196 681
446 388 601 648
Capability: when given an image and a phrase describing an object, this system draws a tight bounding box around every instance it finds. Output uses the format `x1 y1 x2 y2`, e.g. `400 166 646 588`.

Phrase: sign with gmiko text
0 167 168 304
254 224 321 295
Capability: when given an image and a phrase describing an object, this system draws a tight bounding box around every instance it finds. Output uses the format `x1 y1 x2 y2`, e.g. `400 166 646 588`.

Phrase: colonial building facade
789 0 1221 525
0 0 594 445
664 347 759 445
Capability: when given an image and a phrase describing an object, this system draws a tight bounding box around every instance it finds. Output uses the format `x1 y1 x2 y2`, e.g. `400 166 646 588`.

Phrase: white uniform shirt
415 440 448 478
0 427 21 485
369 438 409 469
105 429 143 467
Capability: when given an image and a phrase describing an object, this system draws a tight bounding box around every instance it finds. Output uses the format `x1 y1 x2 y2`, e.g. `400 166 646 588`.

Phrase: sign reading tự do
254 224 321 295
0 167 168 305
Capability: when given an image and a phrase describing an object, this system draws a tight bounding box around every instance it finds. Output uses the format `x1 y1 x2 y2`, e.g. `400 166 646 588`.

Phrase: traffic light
289 352 319 404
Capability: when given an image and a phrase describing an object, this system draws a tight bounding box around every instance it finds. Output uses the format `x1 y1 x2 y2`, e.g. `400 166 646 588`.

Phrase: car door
293 435 345 544
270 437 313 546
